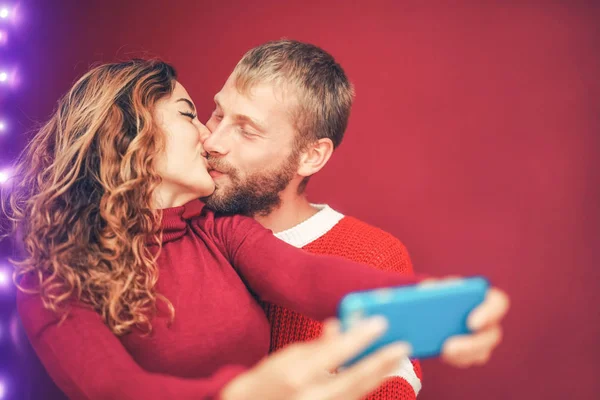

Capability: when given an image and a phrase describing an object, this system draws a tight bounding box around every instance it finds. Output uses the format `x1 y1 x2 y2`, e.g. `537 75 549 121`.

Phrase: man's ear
296 138 335 178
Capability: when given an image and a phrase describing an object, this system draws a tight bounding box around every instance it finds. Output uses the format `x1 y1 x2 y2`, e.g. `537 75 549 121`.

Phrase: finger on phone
467 288 509 330
442 325 502 366
321 318 341 340
317 316 389 370
319 342 411 399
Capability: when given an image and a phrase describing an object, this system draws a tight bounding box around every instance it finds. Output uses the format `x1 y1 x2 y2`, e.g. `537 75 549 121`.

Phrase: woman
3 60 505 400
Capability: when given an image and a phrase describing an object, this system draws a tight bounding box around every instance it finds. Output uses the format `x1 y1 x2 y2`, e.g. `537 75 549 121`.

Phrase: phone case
338 276 489 364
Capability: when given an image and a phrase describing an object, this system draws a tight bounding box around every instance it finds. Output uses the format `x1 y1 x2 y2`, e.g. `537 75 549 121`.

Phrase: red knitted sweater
264 206 423 399
18 201 421 400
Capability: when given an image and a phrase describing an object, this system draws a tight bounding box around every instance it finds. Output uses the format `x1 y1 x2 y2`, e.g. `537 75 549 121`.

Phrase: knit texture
18 201 420 399
265 213 423 399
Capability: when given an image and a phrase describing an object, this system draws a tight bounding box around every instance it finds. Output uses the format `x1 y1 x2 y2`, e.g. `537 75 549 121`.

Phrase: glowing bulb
0 268 9 287
0 170 10 184
0 72 7 82
0 7 8 19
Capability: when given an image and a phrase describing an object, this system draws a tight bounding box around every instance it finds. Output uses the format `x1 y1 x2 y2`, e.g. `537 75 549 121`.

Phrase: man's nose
202 125 228 156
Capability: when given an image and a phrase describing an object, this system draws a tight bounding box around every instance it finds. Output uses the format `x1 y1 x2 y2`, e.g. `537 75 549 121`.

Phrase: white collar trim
274 204 344 248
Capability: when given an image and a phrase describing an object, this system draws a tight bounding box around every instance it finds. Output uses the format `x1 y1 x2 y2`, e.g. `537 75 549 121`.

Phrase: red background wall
2 1 598 399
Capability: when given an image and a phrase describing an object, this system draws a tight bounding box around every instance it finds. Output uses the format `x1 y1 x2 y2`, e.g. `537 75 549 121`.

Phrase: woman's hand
220 317 411 400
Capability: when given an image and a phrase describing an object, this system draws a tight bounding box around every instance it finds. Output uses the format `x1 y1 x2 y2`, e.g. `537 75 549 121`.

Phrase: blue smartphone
338 276 489 364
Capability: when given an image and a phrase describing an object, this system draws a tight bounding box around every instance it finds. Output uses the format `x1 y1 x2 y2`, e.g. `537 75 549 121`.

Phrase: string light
0 169 10 184
0 267 9 288
1 4 25 399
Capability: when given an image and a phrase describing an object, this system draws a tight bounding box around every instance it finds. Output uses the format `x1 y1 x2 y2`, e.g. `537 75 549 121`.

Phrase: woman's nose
198 123 211 144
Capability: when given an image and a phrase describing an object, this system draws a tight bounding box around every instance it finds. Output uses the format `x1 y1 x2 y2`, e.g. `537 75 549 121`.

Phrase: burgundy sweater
17 199 419 399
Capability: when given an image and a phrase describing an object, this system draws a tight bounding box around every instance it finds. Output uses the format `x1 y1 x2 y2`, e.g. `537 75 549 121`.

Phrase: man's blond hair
233 39 355 151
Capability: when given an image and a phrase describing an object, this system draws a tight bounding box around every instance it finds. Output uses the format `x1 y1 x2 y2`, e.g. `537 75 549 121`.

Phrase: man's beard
202 153 299 217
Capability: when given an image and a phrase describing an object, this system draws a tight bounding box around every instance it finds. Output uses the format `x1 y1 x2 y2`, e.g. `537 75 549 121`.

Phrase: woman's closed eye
179 110 197 120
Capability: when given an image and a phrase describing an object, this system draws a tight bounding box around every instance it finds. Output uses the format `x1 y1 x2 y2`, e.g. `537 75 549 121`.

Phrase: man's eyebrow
235 114 267 132
213 95 266 132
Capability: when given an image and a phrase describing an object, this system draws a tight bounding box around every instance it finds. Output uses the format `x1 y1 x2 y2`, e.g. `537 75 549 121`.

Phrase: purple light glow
0 3 22 27
0 166 13 185
0 169 11 184
0 66 21 89
0 266 10 287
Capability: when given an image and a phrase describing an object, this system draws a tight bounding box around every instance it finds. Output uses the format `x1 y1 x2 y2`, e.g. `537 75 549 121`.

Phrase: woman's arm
210 214 423 321
17 290 247 400
18 282 412 400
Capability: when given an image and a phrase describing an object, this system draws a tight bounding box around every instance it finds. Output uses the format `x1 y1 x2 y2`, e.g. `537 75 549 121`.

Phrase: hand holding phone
338 276 489 364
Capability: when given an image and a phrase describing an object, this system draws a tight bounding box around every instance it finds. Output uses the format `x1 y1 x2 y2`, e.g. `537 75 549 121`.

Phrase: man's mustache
207 156 237 177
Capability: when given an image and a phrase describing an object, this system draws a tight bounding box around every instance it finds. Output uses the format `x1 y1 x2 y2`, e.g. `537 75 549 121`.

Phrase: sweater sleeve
17 289 246 400
373 237 415 276
210 214 423 321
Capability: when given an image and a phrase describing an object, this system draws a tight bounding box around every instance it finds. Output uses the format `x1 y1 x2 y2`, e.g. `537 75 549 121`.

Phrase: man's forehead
215 78 295 113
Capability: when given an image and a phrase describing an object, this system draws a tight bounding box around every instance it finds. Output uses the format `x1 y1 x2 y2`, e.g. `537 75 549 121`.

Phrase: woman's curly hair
1 59 178 335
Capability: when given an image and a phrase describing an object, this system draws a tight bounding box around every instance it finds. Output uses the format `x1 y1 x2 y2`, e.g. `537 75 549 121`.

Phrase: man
201 39 507 398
